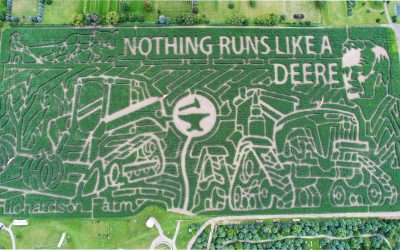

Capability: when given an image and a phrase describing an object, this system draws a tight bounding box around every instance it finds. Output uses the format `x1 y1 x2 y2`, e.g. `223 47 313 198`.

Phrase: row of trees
69 0 311 27
191 218 400 250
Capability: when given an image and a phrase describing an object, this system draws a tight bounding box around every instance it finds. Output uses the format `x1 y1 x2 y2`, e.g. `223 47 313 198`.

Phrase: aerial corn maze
0 27 398 217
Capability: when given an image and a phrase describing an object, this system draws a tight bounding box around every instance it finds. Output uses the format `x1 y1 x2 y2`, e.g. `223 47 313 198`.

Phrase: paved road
0 221 16 250
187 211 400 249
148 217 179 250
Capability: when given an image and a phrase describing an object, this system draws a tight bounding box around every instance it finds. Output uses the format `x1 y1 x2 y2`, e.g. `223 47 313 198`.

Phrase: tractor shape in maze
274 108 397 208
228 87 397 210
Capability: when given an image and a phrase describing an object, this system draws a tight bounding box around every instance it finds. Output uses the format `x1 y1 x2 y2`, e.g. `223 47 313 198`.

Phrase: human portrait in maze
0 27 398 217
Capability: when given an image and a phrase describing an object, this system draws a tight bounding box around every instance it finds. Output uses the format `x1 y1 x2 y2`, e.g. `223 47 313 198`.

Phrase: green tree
249 0 256 8
106 11 120 25
315 0 327 8
144 1 152 11
85 13 101 25
337 228 346 237
228 1 235 9
120 1 129 11
392 15 398 22
71 13 83 26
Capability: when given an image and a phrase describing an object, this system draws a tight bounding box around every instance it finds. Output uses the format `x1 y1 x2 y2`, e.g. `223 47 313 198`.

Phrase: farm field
0 26 399 220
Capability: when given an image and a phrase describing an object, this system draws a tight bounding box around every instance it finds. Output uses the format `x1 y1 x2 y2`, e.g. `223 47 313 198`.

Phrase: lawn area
304 238 320 250
42 0 83 24
83 0 120 16
322 1 388 26
0 206 211 249
12 0 38 17
0 231 12 249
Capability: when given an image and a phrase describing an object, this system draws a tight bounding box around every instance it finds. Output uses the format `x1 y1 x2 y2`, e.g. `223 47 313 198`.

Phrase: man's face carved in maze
342 39 390 101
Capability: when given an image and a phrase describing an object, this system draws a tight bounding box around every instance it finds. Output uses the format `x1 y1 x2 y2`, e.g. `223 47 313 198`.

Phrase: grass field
83 0 120 16
0 206 210 249
0 232 12 249
12 0 38 17
42 0 82 24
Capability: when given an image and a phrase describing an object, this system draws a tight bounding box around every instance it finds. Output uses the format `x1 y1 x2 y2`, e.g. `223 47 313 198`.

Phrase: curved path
148 217 181 250
187 212 400 249
0 221 16 250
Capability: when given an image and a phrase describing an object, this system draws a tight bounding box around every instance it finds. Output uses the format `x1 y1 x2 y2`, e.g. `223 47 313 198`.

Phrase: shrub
192 6 199 14
376 18 381 23
249 0 256 8
255 13 282 26
144 1 152 11
120 1 129 11
228 1 235 9
157 15 171 25
85 13 101 25
0 10 6 21
228 13 248 26
392 15 398 23
106 11 120 25
130 13 145 23
315 1 326 8
175 13 200 25
71 13 83 26
119 13 127 22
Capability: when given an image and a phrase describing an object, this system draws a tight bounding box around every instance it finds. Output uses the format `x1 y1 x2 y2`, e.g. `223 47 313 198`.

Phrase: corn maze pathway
0 27 399 217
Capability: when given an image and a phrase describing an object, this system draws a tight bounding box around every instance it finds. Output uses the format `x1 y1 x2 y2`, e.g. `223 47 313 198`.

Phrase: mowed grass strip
84 0 120 16
12 0 38 17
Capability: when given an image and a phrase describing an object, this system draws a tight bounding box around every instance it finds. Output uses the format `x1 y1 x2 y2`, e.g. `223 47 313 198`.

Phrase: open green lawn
0 232 12 249
0 206 210 249
322 1 388 26
83 0 120 16
42 0 83 24
304 238 320 250
12 0 38 17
